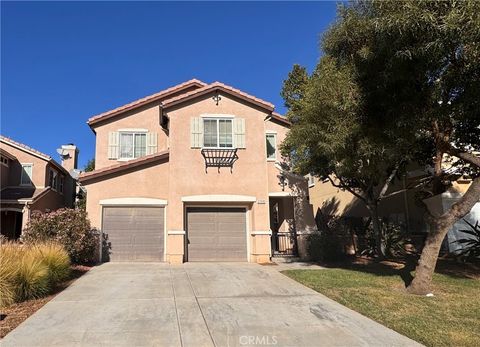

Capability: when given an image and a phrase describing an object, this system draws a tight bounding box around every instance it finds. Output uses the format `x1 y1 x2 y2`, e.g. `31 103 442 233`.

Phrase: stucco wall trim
181 195 256 203
269 192 294 197
99 197 168 206
168 230 186 235
251 230 272 235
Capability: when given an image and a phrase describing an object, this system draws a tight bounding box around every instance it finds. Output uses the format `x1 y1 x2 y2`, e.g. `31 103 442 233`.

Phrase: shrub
307 229 346 262
31 242 71 285
22 208 98 264
453 220 480 262
14 254 50 301
0 242 71 307
0 244 18 307
361 220 407 258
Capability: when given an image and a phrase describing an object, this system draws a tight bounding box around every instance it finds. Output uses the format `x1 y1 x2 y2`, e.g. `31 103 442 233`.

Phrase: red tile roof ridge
87 79 207 125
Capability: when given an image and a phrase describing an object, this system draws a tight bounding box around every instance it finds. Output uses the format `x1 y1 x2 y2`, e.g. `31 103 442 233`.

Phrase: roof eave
79 151 169 183
162 85 275 113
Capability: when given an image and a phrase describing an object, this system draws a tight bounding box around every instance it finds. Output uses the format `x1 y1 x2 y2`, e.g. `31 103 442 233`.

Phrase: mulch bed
0 265 92 339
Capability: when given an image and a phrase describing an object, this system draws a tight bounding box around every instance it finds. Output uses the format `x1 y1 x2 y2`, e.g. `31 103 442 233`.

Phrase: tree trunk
407 176 480 295
367 203 385 259
406 218 451 295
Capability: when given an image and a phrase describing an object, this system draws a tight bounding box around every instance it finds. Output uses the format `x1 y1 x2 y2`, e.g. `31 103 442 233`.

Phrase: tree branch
328 174 368 203
444 145 480 168
378 162 402 201
441 176 480 221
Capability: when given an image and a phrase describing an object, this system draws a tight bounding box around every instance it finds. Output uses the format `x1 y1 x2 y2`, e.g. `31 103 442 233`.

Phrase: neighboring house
79 79 317 263
307 171 477 254
0 136 79 239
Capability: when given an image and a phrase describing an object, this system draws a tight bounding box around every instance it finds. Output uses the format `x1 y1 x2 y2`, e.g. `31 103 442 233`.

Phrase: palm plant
453 220 480 261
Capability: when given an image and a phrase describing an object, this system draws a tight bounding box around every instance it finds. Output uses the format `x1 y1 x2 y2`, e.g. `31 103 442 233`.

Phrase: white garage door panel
103 207 164 262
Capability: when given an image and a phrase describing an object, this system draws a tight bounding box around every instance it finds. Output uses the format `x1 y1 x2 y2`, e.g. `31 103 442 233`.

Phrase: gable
88 79 206 127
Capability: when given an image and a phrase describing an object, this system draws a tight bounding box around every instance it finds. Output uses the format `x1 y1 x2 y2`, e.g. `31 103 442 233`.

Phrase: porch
269 195 298 257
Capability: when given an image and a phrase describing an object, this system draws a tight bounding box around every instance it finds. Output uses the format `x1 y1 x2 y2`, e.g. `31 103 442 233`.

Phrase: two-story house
79 79 317 263
0 136 79 239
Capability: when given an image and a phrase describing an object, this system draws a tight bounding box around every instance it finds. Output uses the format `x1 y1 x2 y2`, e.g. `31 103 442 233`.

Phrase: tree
282 0 480 294
76 159 95 210
84 159 95 172
281 56 419 258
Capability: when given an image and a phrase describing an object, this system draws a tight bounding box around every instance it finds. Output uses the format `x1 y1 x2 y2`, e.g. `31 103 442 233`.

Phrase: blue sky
1 1 337 168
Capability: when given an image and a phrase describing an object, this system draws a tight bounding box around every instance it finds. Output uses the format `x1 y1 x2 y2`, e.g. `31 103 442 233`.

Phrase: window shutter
146 132 158 155
108 132 119 159
191 117 204 148
233 118 246 149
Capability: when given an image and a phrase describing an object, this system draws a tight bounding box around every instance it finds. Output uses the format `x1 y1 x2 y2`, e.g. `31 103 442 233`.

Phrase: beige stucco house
79 79 317 263
307 171 477 254
0 136 79 239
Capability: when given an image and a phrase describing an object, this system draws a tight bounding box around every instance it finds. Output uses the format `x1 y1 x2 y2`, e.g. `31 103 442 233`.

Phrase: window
0 156 8 167
119 132 146 159
20 164 33 185
59 176 64 194
266 133 277 160
203 119 233 148
49 169 58 190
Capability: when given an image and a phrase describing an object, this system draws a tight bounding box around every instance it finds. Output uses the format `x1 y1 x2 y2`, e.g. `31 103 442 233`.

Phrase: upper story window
108 130 157 161
119 132 146 159
20 164 33 185
49 169 58 190
203 118 233 148
266 133 277 161
0 156 9 167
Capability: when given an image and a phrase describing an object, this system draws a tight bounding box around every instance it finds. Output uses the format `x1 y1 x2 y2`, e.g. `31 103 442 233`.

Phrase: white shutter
191 117 204 148
108 132 119 159
233 118 246 149
146 132 158 155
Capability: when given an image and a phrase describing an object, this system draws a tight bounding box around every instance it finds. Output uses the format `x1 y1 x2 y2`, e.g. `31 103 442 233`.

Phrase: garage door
186 207 247 261
102 207 164 262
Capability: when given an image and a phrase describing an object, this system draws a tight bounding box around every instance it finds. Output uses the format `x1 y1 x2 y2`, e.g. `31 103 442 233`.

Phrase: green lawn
283 263 480 347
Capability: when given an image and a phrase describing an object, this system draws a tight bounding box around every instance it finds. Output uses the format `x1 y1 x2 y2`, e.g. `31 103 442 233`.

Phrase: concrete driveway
1 263 420 347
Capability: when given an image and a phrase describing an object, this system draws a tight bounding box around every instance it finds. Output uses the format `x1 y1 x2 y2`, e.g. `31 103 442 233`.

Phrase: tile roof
87 79 207 126
79 150 169 183
162 81 275 111
0 135 69 175
270 112 291 126
1 135 51 160
0 187 49 202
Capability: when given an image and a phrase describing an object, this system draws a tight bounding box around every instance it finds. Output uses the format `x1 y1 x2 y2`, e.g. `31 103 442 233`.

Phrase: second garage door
186 207 247 261
102 206 164 262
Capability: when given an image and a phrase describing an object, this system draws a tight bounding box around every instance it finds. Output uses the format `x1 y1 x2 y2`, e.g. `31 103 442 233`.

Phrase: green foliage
0 242 71 307
281 0 480 261
454 220 480 261
362 221 407 258
83 158 95 172
280 64 309 114
22 208 98 264
307 231 345 262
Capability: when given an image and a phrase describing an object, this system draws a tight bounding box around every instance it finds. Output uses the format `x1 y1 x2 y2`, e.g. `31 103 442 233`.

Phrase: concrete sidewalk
1 263 421 347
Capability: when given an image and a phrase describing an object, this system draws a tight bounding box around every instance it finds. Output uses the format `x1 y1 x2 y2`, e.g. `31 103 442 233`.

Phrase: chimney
60 144 79 173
